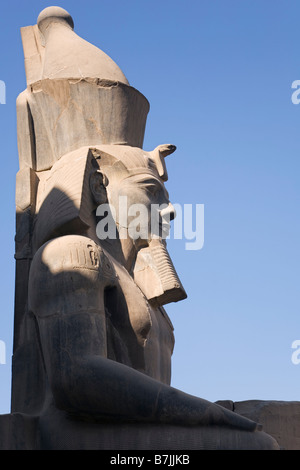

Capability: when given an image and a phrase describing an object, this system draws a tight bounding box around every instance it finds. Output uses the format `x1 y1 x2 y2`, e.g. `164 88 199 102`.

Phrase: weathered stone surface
217 400 300 450
1 6 282 451
0 413 38 450
0 408 279 450
17 6 149 172
7 400 300 450
17 81 149 171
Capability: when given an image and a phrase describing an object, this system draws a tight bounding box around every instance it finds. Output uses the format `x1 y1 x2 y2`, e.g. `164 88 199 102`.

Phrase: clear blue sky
0 0 300 415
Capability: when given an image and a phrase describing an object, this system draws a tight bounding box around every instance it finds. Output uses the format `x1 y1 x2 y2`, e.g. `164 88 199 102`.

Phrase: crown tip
37 6 74 32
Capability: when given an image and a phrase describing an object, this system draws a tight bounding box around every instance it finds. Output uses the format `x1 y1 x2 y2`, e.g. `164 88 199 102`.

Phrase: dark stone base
0 412 38 450
0 403 280 450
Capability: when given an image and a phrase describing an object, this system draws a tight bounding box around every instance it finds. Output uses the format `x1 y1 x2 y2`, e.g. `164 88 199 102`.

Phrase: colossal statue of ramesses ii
12 6 279 449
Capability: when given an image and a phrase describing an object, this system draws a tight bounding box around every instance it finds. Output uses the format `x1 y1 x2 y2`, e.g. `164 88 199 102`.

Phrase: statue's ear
89 170 108 205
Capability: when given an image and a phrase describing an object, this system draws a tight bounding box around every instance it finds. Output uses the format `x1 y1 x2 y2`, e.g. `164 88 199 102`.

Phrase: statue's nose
160 203 176 221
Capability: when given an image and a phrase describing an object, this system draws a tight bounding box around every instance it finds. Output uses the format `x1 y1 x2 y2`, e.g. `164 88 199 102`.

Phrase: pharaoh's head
21 6 186 307
89 143 187 307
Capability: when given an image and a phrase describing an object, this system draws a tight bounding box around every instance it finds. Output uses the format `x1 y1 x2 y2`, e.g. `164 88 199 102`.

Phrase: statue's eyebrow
122 174 170 198
136 176 161 186
123 174 162 186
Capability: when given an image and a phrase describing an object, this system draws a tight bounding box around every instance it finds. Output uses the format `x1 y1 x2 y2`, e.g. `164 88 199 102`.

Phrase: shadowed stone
0 6 281 450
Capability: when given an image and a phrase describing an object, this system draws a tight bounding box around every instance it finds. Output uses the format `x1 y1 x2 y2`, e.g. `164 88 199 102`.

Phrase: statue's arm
28 235 259 431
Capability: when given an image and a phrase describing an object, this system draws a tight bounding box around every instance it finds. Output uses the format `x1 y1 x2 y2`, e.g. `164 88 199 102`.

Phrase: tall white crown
17 6 149 171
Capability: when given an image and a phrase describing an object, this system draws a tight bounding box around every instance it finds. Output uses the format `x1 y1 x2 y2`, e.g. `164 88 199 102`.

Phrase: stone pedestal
4 400 300 450
0 405 279 450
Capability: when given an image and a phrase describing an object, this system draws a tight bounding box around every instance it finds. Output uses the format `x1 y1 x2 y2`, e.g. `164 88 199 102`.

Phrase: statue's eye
135 177 161 197
143 182 159 196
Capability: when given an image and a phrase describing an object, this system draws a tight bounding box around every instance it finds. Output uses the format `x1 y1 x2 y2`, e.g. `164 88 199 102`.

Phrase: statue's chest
105 261 174 384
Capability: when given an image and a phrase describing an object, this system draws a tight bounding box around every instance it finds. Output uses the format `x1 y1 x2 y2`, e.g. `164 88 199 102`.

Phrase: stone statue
10 6 279 449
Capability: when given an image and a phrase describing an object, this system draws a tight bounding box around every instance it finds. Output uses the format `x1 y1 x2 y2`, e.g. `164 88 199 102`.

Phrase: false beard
133 238 187 307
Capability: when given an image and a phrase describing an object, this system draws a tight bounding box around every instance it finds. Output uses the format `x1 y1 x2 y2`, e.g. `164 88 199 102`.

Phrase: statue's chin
133 238 187 307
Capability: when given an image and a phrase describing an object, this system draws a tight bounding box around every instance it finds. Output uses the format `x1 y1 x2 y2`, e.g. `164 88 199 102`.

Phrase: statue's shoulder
29 235 117 316
32 234 114 274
